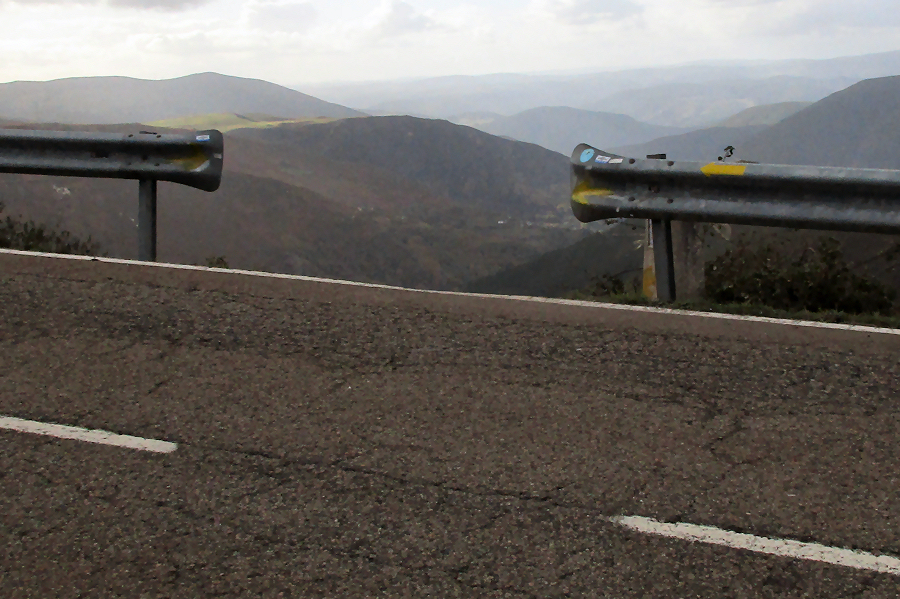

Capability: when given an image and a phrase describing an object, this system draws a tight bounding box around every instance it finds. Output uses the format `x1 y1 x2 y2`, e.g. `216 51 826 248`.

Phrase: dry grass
146 113 342 132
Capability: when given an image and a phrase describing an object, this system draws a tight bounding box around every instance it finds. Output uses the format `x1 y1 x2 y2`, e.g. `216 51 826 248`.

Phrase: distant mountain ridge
302 49 900 126
611 125 768 163
0 72 364 124
591 76 851 127
735 75 900 169
479 107 684 156
718 102 812 127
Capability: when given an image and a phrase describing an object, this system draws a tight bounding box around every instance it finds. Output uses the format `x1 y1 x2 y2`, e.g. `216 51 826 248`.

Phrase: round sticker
580 149 596 162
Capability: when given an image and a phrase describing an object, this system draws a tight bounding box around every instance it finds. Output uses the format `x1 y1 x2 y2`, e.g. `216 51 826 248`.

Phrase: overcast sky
2 0 899 87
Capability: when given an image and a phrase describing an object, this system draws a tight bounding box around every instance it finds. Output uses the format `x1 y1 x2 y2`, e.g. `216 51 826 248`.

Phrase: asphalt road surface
2 251 900 598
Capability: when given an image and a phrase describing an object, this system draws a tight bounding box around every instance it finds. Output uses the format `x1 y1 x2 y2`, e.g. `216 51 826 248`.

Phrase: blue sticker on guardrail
580 149 595 162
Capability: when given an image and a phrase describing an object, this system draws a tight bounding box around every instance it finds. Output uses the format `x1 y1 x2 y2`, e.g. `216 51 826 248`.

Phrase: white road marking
2 405 896 575
613 516 900 576
0 416 177 454
3 248 898 336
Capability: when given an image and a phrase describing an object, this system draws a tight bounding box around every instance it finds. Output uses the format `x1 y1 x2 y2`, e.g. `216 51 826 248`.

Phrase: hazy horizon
2 0 900 87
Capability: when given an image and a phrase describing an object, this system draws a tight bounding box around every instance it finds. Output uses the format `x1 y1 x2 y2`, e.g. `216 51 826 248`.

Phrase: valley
3 55 900 298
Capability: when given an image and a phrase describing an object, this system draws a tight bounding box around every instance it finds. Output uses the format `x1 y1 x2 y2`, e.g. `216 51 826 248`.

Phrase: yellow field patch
146 113 343 132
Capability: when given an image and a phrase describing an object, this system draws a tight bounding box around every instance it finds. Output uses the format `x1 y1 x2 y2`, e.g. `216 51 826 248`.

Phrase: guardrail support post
138 179 157 262
672 221 705 301
652 218 676 302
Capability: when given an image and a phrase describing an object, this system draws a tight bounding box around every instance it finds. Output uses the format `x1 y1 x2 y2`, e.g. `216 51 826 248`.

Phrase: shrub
0 202 104 256
204 255 230 268
705 235 895 315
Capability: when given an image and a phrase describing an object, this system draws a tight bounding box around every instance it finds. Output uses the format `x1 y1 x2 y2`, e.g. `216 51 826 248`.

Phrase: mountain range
0 116 587 291
302 49 900 127
589 76 846 127
3 55 900 296
0 72 364 124
610 75 900 168
479 107 684 156
611 126 768 163
479 75 900 297
734 76 900 169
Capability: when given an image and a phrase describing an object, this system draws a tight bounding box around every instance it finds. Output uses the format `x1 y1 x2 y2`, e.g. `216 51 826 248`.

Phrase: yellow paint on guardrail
172 147 211 172
701 163 747 176
572 182 613 204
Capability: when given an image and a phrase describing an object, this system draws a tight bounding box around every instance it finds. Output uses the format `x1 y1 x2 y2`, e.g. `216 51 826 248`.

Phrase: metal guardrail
570 143 900 301
0 128 224 261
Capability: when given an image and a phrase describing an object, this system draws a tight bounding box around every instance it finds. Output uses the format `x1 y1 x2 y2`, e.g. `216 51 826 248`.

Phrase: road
1 250 899 598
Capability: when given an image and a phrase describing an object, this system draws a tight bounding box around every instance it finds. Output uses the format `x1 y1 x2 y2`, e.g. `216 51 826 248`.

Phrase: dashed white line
0 416 177 453
4 246 900 573
2 409 896 575
3 248 898 336
613 516 900 576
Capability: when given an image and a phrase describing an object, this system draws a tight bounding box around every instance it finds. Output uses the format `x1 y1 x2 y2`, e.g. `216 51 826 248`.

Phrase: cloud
5 0 212 9
534 0 644 25
698 0 900 32
109 0 210 8
246 1 318 33
370 1 438 38
776 0 900 31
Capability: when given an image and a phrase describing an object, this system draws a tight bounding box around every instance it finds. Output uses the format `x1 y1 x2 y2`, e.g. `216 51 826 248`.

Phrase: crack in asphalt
185 439 900 566
5 266 900 596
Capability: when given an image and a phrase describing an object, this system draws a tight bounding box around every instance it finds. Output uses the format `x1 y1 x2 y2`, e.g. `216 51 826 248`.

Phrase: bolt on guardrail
0 128 224 261
570 144 900 301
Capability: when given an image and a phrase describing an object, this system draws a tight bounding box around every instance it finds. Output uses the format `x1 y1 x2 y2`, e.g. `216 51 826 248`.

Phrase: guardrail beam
0 128 224 261
570 143 900 302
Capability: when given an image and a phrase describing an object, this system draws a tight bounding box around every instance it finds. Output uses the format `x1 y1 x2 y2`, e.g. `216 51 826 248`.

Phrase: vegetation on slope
0 202 103 255
566 230 900 328
235 116 573 221
704 235 896 315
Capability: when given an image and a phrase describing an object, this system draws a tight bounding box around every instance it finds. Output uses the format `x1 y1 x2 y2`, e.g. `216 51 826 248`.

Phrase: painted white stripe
613 516 900 576
0 416 177 454
3 248 899 336
2 404 896 575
